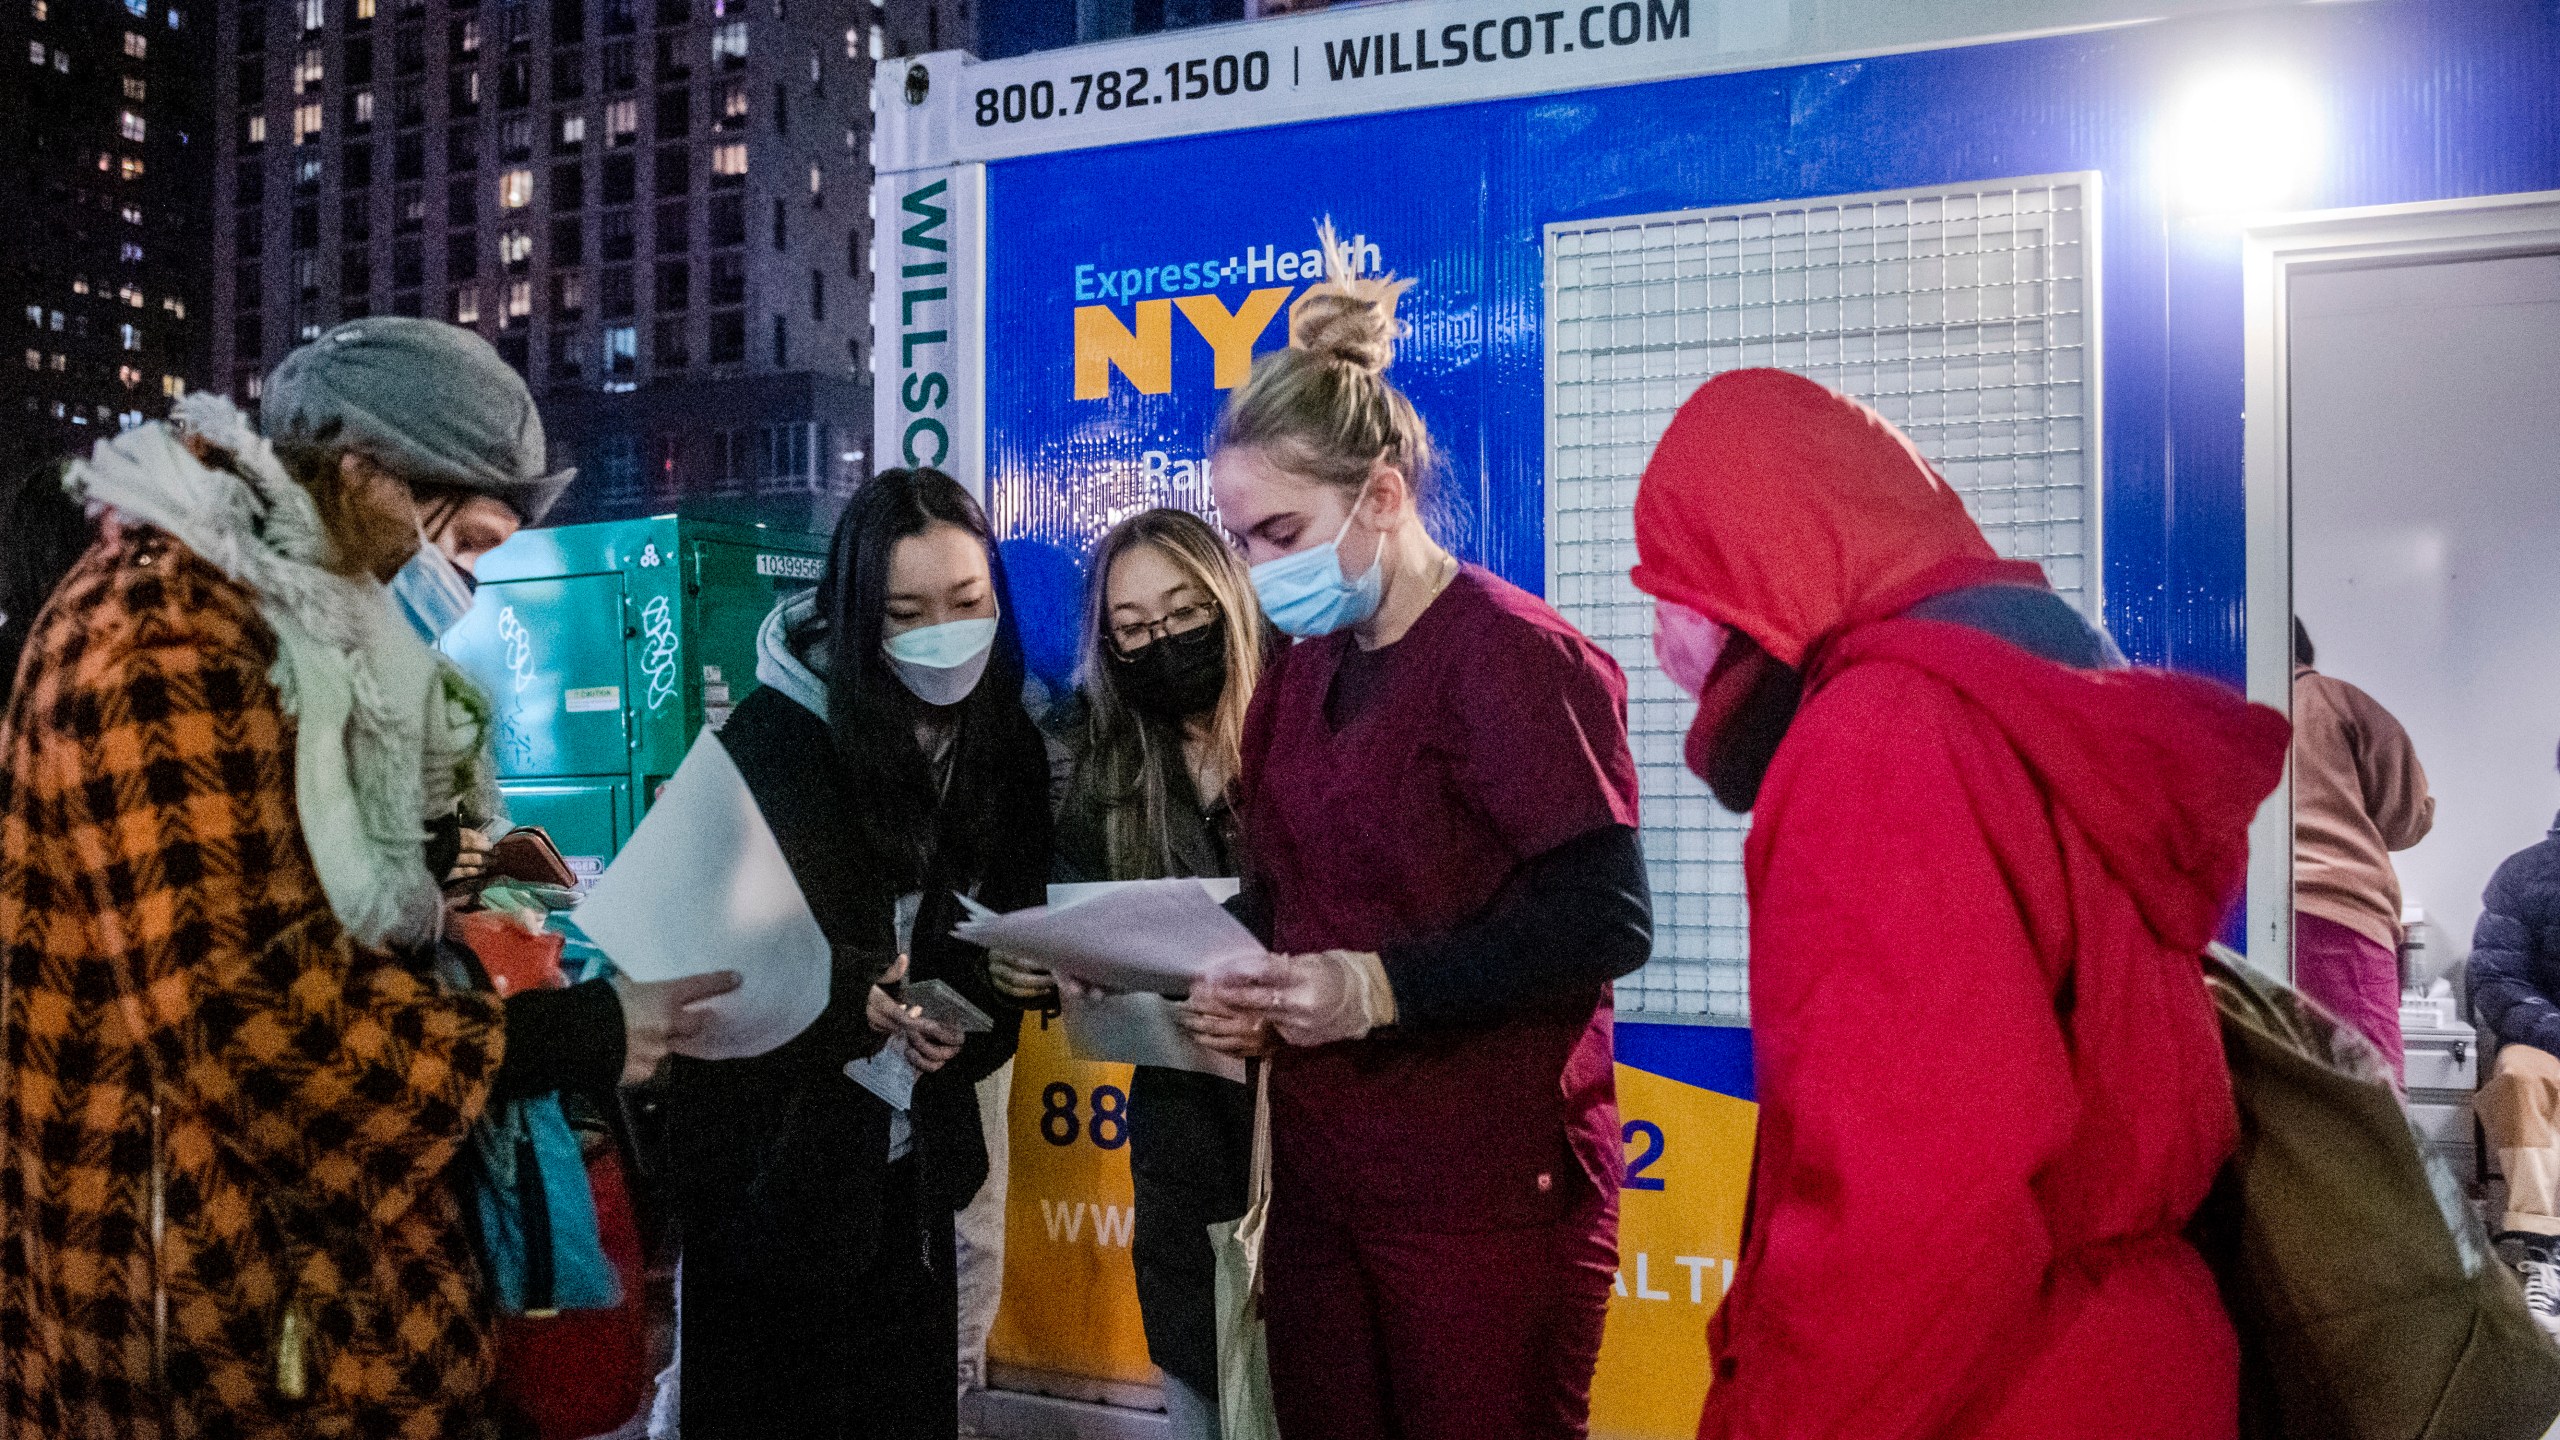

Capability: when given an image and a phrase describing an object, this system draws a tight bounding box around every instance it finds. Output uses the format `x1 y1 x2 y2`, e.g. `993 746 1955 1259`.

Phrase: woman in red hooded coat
1630 370 2288 1440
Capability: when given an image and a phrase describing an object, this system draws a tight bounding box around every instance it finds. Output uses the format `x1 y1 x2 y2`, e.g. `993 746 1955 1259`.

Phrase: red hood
1826 618 2290 953
1633 369 2023 668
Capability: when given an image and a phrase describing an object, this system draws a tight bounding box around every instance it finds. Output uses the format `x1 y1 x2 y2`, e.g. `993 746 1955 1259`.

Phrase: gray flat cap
263 318 576 524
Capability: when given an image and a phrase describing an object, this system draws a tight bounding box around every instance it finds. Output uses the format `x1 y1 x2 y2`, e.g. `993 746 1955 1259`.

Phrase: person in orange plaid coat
0 319 678 1440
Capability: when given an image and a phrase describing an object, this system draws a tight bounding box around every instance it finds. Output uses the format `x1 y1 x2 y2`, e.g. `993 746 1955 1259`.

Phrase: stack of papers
952 878 1258 995
956 878 1257 1081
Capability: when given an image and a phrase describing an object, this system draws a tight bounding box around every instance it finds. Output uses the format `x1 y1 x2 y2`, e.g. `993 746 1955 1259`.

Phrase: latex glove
609 969 744 1085
1202 950 1396 1049
866 954 966 1073
1177 986 1272 1058
987 949 1057 1002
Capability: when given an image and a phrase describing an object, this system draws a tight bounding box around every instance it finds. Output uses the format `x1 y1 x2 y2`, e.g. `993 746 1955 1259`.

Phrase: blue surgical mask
1248 484 1383 639
882 615 999 707
391 530 477 642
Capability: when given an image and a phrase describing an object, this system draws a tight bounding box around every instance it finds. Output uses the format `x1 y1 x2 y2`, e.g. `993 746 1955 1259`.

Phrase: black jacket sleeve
494 977 626 1102
1378 823 1652 1030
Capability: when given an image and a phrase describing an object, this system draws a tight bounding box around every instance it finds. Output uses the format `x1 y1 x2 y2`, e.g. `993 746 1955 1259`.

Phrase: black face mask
1115 622 1229 720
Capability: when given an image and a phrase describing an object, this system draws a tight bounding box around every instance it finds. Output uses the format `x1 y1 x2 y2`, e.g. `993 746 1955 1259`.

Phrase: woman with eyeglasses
990 508 1274 1440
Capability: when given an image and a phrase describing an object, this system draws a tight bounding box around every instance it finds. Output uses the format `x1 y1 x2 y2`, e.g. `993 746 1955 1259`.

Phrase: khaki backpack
2193 942 2560 1440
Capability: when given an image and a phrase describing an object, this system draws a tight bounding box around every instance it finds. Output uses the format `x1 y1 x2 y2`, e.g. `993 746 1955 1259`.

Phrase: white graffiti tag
638 594 680 712
497 605 538 694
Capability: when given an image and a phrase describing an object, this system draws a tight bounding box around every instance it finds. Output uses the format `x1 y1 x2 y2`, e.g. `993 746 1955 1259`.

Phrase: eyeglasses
1110 600 1219 657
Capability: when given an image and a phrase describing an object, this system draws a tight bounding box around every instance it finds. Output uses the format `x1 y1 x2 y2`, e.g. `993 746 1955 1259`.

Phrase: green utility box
441 515 828 880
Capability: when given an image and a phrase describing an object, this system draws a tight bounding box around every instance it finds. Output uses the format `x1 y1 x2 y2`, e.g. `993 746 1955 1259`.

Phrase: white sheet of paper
951 878 1258 995
844 1043 918 1110
1061 989 1248 1083
572 731 829 1061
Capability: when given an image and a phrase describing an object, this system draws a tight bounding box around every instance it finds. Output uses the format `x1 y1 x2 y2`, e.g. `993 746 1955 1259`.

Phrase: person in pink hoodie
1632 369 2287 1439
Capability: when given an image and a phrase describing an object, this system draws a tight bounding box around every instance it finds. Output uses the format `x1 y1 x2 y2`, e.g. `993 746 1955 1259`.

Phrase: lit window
161 373 185 397
808 162 820 198
29 0 45 19
499 167 532 207
244 372 262 399
119 110 147 141
120 409 145 429
21 349 38 370
119 283 144 306
710 142 745 178
605 98 636 143
121 241 144 262
246 113 267 145
299 318 321 340
452 283 480 324
603 323 635 375
295 45 322 91
49 352 66 370
843 26 854 58
123 30 146 56
120 322 141 349
301 0 322 30
352 87 373 123
122 205 143 224
118 364 143 388
500 228 530 264
294 102 322 143
122 0 143 16
710 21 746 64
162 296 186 318
354 0 372 17
48 309 62 328
123 75 145 99
297 154 321 185
53 47 67 70
71 277 89 294
720 81 747 128
26 40 43 64
868 23 880 60
456 17 479 52
505 278 531 317
559 112 586 147
119 155 144 180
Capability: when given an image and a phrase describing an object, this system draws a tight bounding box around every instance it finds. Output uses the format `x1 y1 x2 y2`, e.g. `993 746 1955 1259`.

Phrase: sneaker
2522 1259 2560 1340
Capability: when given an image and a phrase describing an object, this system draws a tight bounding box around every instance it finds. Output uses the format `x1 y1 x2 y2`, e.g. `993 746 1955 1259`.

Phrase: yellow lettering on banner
1173 287 1292 389
986 1013 1159 1391
1587 1065 1758 1440
1073 299 1173 399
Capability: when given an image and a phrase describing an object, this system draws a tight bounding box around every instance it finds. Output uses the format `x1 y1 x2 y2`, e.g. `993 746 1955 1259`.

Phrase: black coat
670 683 1048 1289
1051 698 1255 1395
2472 814 2560 1054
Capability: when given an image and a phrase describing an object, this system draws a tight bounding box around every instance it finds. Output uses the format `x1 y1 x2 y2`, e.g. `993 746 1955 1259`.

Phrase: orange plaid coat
0 527 507 1440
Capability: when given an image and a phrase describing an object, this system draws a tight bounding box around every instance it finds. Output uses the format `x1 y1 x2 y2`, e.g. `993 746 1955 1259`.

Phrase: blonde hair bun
1286 218 1414 376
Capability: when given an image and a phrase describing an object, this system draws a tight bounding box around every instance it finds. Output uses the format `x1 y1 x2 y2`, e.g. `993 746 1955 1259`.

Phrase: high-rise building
1 0 213 472
212 0 911 527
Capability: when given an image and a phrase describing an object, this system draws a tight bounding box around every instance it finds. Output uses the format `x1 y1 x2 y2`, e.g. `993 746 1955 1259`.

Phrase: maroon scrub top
1239 565 1641 1234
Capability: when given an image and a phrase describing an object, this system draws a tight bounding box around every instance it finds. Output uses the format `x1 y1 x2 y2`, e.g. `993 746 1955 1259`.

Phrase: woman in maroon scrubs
1191 234 1653 1440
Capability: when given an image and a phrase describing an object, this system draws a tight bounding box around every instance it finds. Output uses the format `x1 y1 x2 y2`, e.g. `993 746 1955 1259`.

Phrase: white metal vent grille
1544 175 2102 1023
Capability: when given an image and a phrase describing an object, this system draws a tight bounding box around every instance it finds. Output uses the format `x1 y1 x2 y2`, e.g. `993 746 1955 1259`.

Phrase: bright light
2165 68 2325 215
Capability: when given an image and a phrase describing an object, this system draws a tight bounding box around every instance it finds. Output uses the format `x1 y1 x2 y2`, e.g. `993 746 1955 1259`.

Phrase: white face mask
881 614 999 707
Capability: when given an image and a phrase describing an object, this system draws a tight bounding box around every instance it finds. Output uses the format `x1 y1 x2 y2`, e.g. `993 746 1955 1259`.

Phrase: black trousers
681 1158 960 1440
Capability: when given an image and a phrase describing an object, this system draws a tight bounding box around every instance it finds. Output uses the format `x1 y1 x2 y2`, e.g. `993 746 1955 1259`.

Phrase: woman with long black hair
669 467 1052 1440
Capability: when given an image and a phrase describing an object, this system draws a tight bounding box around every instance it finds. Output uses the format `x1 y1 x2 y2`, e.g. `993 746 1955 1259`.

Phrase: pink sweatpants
2295 911 2404 1085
